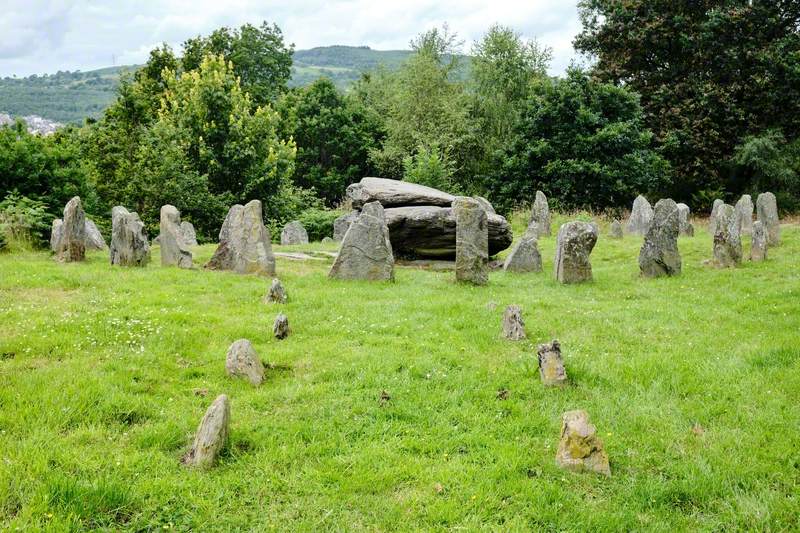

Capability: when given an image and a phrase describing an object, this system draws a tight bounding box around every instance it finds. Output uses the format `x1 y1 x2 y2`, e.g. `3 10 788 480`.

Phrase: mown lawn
0 214 798 531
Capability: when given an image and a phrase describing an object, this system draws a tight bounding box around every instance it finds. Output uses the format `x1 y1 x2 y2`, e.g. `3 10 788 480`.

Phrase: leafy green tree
402 143 456 192
731 130 800 211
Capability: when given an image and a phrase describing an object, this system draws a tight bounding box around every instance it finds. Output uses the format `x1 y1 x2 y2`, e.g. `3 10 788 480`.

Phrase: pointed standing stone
712 204 742 267
329 201 394 281
709 199 724 235
110 206 151 267
554 221 598 284
182 395 230 468
180 221 198 246
473 196 496 215
750 220 768 262
735 195 754 235
537 340 567 386
225 339 265 386
273 313 290 339
626 195 653 235
530 191 551 237
160 205 193 268
503 222 542 273
206 200 276 276
609 220 623 239
501 305 526 340
453 197 488 285
57 196 86 262
756 192 780 246
555 410 610 476
638 199 681 278
85 219 107 251
281 220 309 245
264 278 287 303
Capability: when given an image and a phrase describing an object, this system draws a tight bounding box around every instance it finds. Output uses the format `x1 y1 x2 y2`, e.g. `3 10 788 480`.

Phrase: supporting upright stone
709 199 724 235
501 305 526 340
453 196 488 285
473 196 496 215
110 206 151 267
537 340 567 386
57 196 86 262
160 205 193 268
676 203 694 237
206 200 276 276
756 192 780 246
626 195 653 235
182 394 230 468
555 410 610 476
329 201 394 281
281 220 309 245
638 199 681 278
712 204 742 267
554 221 598 284
530 191 551 237
735 195 754 235
750 220 768 262
503 222 542 273
609 220 623 239
225 339 264 386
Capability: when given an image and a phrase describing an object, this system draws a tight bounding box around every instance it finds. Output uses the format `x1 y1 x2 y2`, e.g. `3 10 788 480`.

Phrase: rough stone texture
57 196 86 262
609 220 623 239
676 203 693 237
712 204 742 267
555 410 611 476
735 195 754 236
639 199 682 278
709 199 724 235
206 200 276 276
333 210 359 241
273 313 290 339
537 340 567 387
473 196 496 215
501 305 526 340
281 220 309 245
182 394 230 468
503 223 542 273
453 197 488 285
160 205 193 268
554 221 598 284
50 219 63 252
346 177 455 209
530 190 551 237
225 339 264 386
265 278 287 303
321 236 334 244
329 201 394 281
750 220 768 262
756 192 780 246
110 206 151 267
181 221 198 246
626 195 653 235
85 219 108 250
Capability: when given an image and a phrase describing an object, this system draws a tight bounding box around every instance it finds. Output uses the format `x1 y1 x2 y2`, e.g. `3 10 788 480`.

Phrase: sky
0 0 586 78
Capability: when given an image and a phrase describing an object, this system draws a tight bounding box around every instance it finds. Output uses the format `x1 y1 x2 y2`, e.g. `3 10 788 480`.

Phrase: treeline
1 5 799 249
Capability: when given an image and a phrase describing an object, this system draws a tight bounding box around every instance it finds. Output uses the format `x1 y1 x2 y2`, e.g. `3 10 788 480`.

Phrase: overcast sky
0 0 586 78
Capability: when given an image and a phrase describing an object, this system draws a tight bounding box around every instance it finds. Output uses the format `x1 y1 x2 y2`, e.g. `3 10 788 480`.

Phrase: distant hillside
0 46 459 124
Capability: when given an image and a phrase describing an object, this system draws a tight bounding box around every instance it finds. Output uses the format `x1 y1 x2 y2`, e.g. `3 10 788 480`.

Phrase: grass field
0 214 798 531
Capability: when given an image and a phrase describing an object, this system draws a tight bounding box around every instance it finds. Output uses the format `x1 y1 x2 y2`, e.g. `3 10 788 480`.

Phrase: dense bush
0 192 52 250
297 208 341 242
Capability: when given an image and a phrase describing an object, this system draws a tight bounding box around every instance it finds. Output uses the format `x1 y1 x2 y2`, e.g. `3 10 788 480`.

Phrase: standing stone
159 205 193 268
225 339 264 386
453 197 488 285
676 203 694 237
750 220 768 262
609 220 623 239
180 221 198 246
280 220 309 245
735 195 754 236
57 196 86 262
501 305 526 340
264 278 287 303
329 201 394 281
530 191 551 237
554 221 598 284
555 410 610 476
321 237 334 244
712 204 742 267
626 195 654 235
273 313 290 339
473 196 496 215
709 199 724 235
638 199 682 278
182 394 230 468
110 206 150 267
756 192 780 246
206 200 276 276
84 219 107 251
503 222 542 273
333 210 359 241
537 340 567 387
50 219 63 252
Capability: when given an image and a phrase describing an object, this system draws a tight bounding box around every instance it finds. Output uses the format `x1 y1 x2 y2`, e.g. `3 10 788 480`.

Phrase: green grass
0 215 798 531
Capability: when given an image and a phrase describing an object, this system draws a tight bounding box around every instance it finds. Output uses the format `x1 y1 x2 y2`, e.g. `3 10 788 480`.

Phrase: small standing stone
206 200 276 276
453 196 488 285
182 394 230 468
609 220 623 239
676 203 693 237
555 410 610 476
329 202 394 281
638 198 681 278
709 199 724 235
501 305 526 340
56 197 87 262
265 278 287 304
530 190 551 237
554 221 598 284
537 340 567 386
626 195 653 235
712 204 742 267
110 206 151 267
750 220 768 262
735 195 754 235
50 219 63 252
321 236 334 244
503 222 542 273
756 192 780 246
273 313 290 339
225 339 265 386
160 205 193 268
180 221 198 246
281 221 309 245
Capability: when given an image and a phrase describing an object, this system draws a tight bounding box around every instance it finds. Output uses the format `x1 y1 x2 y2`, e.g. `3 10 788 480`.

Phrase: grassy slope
0 215 798 531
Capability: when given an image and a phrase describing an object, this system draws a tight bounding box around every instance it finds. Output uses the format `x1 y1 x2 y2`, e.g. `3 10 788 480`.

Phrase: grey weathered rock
639 199 682 278
50 219 63 252
265 278 287 303
676 203 693 237
554 221 598 284
280 220 309 245
182 394 230 468
206 200 276 275
750 220 768 262
321 236 334 244
609 220 623 239
225 339 264 386
110 206 151 267
160 205 193 268
735 195 754 236
709 199 724 235
537 340 567 387
530 191 551 237
329 201 394 281
346 177 455 209
473 196 496 215
626 195 653 235
180 221 198 246
333 210 359 241
501 305 526 340
756 192 780 246
555 410 610 476
712 204 742 267
503 223 542 273
273 313 290 339
57 196 86 262
85 219 107 251
453 197 488 285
